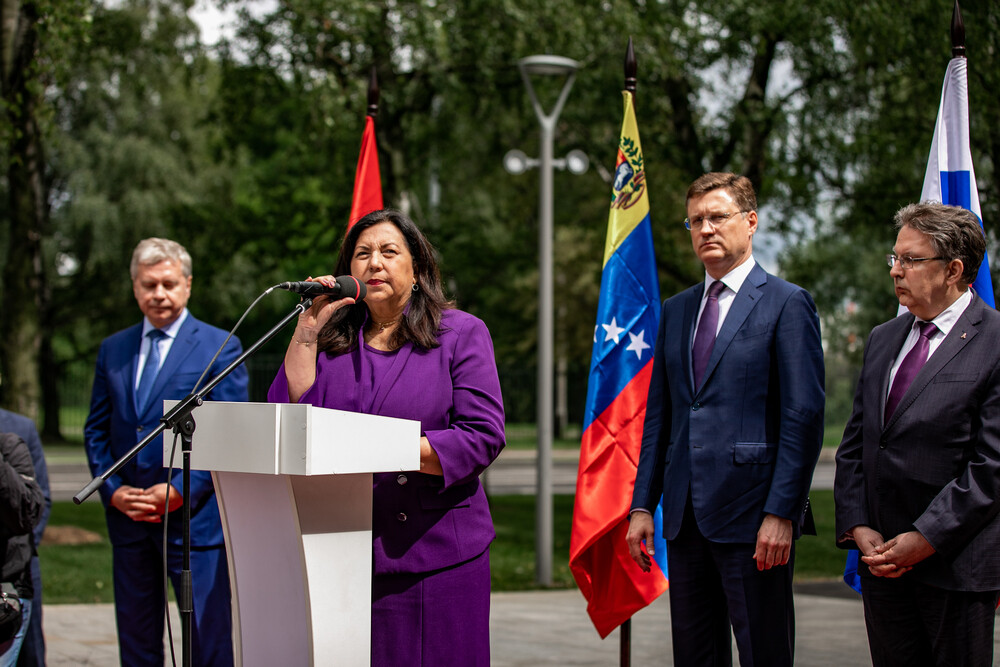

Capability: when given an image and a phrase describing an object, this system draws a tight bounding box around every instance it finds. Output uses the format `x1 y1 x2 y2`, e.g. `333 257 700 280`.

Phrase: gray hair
894 202 986 285
130 238 192 280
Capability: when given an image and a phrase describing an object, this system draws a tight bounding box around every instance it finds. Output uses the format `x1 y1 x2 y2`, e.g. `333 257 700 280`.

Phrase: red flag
347 115 383 230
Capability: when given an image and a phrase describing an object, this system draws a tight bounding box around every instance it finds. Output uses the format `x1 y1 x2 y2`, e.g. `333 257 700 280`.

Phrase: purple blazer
268 309 505 575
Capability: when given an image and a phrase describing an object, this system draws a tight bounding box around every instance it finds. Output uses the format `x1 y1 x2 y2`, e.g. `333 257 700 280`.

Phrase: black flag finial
951 0 966 58
624 37 637 96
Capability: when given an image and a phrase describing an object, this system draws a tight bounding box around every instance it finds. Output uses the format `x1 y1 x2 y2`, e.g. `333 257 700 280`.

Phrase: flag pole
951 0 965 58
618 36 637 667
367 64 380 117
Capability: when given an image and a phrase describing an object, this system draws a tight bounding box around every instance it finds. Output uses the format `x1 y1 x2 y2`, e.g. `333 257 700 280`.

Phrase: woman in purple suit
268 209 505 665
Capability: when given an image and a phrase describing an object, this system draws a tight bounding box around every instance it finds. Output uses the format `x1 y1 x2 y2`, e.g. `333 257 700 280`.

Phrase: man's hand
625 511 656 572
862 530 935 578
753 514 792 571
111 483 182 522
144 483 183 516
847 525 885 557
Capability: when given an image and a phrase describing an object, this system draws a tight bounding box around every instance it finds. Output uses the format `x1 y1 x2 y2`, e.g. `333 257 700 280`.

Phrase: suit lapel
695 264 766 395
121 325 144 420
143 316 200 417
884 298 982 430
681 286 701 394
873 315 914 426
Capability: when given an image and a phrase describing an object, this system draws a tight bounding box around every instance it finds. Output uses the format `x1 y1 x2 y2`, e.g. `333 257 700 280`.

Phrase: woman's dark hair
317 209 453 354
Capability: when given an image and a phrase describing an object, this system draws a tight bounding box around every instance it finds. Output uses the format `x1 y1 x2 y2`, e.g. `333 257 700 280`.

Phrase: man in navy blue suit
626 173 825 666
84 238 247 667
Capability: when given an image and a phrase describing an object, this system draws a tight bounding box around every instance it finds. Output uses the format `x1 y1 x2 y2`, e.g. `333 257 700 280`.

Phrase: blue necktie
692 280 725 389
136 329 167 414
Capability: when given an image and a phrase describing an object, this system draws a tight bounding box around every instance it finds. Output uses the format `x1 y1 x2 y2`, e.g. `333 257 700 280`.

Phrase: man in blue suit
84 238 247 667
0 409 50 667
626 173 825 666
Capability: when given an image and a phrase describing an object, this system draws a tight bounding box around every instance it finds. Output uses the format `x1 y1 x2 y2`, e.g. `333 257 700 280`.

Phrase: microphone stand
75 297 314 667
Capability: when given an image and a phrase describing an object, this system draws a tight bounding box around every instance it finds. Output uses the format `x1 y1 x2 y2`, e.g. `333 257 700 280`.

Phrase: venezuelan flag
569 89 668 639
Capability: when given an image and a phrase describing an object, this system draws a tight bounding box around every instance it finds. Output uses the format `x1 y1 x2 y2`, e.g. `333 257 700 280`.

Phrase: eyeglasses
885 254 946 270
683 210 747 231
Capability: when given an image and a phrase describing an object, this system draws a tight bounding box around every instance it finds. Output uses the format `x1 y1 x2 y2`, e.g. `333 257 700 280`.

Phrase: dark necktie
884 320 937 421
136 329 167 414
692 280 726 389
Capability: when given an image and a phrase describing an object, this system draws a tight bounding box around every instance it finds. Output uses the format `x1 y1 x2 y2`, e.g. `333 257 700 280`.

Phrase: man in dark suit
834 202 1000 666
626 173 825 666
0 410 49 667
84 238 247 667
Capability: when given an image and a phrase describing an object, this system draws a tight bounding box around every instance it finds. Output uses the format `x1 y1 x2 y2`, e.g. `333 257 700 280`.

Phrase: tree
0 0 88 429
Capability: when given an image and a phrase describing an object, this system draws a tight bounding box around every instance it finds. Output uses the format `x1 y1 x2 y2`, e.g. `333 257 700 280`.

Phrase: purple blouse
268 309 505 575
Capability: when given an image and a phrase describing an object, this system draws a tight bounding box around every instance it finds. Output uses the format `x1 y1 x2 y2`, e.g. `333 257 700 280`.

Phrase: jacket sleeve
913 352 1000 557
833 330 876 549
20 421 50 545
762 287 826 522
0 433 44 537
422 316 506 489
631 300 670 513
83 340 123 507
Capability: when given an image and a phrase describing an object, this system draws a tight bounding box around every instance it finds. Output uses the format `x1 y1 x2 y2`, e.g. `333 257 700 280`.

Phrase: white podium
165 401 420 667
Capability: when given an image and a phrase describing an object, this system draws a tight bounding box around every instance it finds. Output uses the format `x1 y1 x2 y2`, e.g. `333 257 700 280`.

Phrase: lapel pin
961 332 967 339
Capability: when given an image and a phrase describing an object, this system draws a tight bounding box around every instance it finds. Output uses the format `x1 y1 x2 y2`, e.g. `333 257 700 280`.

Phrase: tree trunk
0 0 45 422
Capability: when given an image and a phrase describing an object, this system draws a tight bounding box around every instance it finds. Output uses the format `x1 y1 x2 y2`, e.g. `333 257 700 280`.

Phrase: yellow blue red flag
570 89 668 638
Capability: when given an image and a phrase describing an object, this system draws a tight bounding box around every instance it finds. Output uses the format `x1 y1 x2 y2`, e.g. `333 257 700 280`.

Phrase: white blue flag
920 56 994 307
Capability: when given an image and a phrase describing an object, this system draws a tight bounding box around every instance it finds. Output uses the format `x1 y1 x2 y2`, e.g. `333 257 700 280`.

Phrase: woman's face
350 221 416 316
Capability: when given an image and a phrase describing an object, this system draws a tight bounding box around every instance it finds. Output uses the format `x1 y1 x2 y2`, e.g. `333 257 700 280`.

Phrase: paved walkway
43 586 881 666
45 449 998 665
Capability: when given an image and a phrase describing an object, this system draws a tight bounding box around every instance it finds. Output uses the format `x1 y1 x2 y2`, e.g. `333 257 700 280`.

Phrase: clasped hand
856 527 935 578
111 483 182 522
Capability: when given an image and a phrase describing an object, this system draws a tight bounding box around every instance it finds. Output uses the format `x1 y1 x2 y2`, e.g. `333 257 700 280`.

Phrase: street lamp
503 54 587 586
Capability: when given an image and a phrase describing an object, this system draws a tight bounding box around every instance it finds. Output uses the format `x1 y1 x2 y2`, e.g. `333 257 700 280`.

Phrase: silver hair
130 238 192 280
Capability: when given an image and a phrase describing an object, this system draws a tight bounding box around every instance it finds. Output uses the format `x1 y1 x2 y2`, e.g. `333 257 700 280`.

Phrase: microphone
276 275 367 300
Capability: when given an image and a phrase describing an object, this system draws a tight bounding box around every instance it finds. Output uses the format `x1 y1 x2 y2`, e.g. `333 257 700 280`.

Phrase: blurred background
2 0 999 449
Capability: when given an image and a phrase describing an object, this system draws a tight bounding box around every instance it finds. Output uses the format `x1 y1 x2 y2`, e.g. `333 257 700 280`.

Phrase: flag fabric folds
348 115 383 230
844 54 995 594
569 90 668 639
919 56 994 307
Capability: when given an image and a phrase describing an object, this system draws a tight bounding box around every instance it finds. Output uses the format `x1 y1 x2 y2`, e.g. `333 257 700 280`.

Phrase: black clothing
0 433 43 599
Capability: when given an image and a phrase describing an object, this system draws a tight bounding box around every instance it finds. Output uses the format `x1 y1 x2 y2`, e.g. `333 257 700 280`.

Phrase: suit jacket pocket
734 323 771 340
733 442 777 465
419 480 474 509
932 371 979 383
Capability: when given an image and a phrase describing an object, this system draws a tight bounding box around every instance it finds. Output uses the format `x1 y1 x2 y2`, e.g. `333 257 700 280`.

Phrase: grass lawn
40 501 114 604
42 490 847 604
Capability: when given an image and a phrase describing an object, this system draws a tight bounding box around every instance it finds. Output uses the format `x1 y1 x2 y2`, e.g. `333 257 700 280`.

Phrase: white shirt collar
923 289 972 337
142 308 189 339
703 256 756 296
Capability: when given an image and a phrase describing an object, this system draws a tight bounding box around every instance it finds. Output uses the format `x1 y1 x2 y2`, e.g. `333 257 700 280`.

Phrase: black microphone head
335 275 366 301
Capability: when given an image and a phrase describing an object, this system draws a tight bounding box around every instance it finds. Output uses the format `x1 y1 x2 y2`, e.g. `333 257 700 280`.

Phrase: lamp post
503 55 588 586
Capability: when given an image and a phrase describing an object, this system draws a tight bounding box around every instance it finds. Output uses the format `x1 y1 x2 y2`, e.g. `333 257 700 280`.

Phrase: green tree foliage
6 0 1000 430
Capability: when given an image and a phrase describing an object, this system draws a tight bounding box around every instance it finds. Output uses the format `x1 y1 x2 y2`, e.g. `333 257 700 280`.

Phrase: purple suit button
397 513 407 522
397 474 408 485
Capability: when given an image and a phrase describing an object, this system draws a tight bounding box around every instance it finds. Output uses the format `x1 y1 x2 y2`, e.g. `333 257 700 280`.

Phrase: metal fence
55 355 591 442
